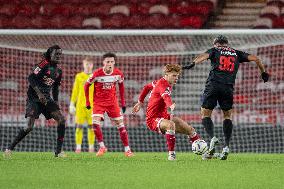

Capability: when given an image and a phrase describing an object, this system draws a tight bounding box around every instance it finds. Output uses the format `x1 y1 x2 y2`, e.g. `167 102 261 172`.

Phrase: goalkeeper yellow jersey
70 72 94 108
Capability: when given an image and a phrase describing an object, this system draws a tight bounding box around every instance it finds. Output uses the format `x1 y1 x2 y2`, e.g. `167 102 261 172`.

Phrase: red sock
189 132 200 143
118 126 129 147
93 124 103 143
165 131 176 151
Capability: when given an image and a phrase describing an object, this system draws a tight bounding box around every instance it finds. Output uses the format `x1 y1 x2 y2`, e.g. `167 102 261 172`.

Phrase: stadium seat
149 5 169 15
11 15 32 29
109 5 130 16
148 13 168 28
260 6 281 20
0 4 15 17
179 15 204 28
267 0 284 7
82 17 102 28
14 4 40 17
136 2 152 14
125 14 146 28
31 15 50 28
102 13 128 28
0 16 11 28
65 16 84 28
253 18 273 28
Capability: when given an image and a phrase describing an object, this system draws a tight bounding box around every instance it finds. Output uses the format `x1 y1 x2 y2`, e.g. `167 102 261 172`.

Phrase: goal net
0 30 283 153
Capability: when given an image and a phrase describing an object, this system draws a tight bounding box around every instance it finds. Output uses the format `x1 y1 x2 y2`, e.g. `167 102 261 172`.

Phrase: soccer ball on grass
192 139 208 155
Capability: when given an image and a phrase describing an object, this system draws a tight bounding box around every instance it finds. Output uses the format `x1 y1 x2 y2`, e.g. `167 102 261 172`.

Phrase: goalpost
0 29 283 153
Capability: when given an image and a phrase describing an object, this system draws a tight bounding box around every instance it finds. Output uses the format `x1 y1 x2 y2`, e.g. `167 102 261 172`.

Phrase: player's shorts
25 99 60 120
146 114 170 134
75 106 92 125
92 102 123 121
201 80 234 111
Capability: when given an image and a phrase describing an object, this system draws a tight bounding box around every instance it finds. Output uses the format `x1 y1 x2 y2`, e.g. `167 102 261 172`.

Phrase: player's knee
201 108 212 118
76 124 83 129
223 109 232 119
168 121 175 131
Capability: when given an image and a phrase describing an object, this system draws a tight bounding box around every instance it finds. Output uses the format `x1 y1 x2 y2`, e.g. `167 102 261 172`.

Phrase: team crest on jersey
34 67 41 74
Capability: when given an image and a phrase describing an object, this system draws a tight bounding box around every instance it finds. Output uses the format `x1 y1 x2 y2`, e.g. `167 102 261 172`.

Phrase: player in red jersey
84 52 133 157
132 64 202 161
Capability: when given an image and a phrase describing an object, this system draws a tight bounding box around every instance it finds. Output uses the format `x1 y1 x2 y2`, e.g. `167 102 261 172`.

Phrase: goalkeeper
182 35 269 160
69 57 95 153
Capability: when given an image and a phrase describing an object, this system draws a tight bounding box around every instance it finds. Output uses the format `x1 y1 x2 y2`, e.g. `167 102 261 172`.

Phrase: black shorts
25 100 60 120
201 81 234 111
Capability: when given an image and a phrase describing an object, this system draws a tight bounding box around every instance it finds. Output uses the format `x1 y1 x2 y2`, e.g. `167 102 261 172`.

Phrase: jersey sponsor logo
33 67 41 74
43 76 55 86
95 75 122 83
102 82 114 89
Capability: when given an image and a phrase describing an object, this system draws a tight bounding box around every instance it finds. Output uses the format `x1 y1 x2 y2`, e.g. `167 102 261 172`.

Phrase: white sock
89 145 94 149
124 146 130 152
76 145 81 149
99 142 105 148
169 151 175 155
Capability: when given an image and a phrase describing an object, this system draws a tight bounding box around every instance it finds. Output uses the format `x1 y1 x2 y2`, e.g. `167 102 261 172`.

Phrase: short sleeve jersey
206 47 250 85
146 78 173 119
27 59 62 101
86 68 124 106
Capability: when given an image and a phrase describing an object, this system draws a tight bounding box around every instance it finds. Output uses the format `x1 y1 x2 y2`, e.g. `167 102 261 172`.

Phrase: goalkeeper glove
69 102 76 114
122 106 126 113
182 62 195 70
261 72 269 83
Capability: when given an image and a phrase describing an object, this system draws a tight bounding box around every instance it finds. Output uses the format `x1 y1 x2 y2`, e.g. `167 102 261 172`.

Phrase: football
192 139 208 155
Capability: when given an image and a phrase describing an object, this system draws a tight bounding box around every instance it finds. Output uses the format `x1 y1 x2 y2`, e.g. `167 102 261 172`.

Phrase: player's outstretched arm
247 54 269 82
182 53 209 70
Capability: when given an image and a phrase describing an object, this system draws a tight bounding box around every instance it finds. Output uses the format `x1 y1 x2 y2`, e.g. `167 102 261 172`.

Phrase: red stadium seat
64 16 84 28
102 13 128 28
260 6 281 20
14 4 40 17
11 16 33 28
0 4 15 17
82 17 102 29
180 15 204 28
31 15 51 28
253 18 273 29
125 14 146 28
149 4 169 15
109 5 130 16
0 16 11 28
136 2 152 14
148 13 168 28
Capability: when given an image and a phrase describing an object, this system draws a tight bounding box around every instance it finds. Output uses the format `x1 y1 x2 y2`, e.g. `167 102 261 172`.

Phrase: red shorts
146 114 170 134
92 103 123 121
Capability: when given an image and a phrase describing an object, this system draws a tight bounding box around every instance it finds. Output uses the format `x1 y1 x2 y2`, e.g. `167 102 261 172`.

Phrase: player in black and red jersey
4 45 66 158
183 35 269 160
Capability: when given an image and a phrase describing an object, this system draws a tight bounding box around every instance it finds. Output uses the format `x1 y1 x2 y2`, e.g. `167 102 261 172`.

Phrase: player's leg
4 117 35 158
87 124 95 153
74 108 86 153
172 116 201 143
49 109 66 157
201 82 219 155
75 124 83 153
86 108 95 153
108 103 133 157
92 116 107 156
112 118 133 157
159 119 176 160
218 86 234 160
4 101 39 157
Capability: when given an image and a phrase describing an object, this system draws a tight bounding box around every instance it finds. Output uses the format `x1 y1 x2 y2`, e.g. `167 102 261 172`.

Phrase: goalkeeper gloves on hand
69 102 76 114
261 72 269 83
182 62 195 70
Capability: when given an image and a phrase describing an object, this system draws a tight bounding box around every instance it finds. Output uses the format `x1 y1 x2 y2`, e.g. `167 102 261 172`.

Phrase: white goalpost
0 29 283 153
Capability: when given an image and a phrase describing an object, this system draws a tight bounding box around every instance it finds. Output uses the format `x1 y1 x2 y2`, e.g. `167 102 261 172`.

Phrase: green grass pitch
1 152 283 189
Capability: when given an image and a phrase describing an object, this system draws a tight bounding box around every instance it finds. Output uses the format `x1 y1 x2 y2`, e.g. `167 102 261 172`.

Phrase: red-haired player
132 64 202 161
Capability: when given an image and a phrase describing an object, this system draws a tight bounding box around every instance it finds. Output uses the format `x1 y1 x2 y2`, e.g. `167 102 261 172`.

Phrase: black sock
223 119 233 147
9 128 32 150
56 123 65 154
202 117 214 139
